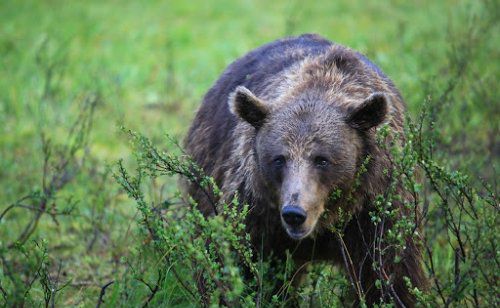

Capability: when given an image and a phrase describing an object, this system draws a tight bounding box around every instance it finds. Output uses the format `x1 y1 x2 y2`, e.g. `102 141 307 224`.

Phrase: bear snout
281 206 307 227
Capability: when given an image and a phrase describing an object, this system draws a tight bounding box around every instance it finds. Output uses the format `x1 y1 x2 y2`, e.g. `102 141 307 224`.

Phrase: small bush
0 1 497 307
111 106 497 306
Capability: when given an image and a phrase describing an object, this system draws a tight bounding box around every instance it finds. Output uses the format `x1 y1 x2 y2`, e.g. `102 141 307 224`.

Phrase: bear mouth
284 226 313 240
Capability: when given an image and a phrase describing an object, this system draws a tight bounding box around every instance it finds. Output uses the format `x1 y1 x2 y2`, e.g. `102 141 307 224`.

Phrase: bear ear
229 86 269 129
346 92 389 131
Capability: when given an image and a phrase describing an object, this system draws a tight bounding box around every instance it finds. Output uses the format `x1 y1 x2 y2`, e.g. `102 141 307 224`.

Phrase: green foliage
0 0 498 306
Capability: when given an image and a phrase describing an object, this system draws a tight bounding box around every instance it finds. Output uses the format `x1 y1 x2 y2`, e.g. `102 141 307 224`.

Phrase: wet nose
281 206 307 227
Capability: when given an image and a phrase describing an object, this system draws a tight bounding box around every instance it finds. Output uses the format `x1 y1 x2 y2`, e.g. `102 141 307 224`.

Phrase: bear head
229 86 390 240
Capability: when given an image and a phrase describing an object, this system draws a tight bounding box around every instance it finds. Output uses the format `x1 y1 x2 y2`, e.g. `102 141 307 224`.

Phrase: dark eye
314 156 330 168
272 155 286 168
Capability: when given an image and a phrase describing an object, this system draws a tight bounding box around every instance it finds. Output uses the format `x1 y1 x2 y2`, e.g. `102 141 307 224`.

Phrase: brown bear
184 34 427 306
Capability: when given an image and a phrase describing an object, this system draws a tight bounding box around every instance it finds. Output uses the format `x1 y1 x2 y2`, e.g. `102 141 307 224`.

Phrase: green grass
0 0 498 306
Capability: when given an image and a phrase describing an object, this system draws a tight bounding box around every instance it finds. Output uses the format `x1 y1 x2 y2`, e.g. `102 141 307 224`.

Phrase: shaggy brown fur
184 34 427 306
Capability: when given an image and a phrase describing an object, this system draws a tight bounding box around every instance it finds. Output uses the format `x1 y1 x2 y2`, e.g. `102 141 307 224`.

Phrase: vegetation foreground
0 0 498 306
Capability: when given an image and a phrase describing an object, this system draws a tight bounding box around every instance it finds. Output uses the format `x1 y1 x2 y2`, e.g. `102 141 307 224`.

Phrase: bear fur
184 34 426 306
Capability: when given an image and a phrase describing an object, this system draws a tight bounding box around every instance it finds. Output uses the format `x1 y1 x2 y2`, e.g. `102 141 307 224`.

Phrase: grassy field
1 0 498 306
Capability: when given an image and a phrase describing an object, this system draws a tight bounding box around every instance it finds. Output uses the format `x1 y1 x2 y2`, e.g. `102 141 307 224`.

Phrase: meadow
0 0 498 306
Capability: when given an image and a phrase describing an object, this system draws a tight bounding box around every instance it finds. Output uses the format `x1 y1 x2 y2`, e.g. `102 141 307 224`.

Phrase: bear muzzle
281 205 313 240
281 206 307 226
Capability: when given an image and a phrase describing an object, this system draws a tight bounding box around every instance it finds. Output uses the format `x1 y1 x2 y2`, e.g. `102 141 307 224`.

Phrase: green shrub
0 0 497 307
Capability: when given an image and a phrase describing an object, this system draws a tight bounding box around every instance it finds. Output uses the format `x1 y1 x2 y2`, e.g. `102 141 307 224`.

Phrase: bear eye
272 155 286 168
314 156 330 168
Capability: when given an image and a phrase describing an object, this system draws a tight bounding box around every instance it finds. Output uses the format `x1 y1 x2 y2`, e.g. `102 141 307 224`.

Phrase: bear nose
281 206 307 227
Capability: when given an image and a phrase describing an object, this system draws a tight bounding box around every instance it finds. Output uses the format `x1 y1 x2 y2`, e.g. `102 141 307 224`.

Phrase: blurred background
0 0 498 306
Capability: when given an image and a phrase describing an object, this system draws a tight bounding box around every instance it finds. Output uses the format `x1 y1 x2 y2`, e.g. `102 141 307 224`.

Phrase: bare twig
95 281 115 308
336 232 364 302
0 195 32 223
0 283 7 302
141 269 164 307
